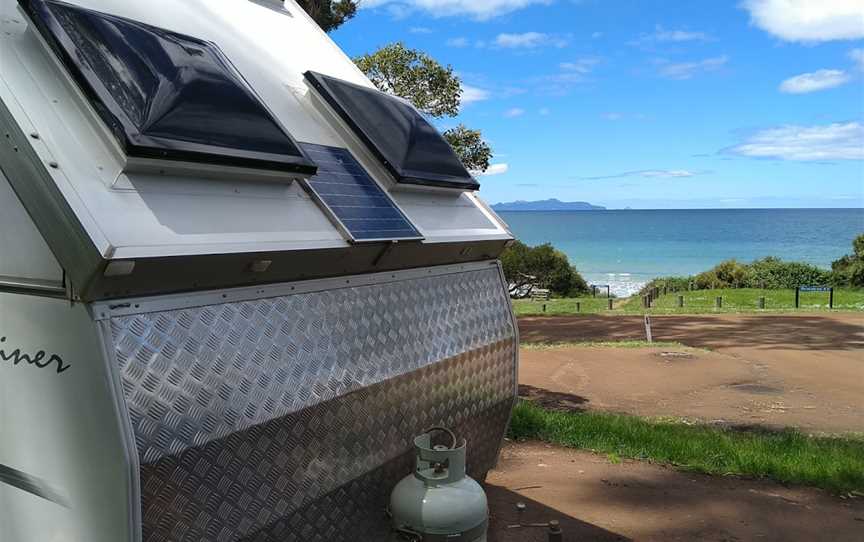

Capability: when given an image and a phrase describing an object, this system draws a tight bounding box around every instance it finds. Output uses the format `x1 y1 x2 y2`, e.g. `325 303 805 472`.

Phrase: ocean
498 208 864 297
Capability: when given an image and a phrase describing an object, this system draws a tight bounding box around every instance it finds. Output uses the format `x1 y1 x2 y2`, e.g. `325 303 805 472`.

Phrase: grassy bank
512 287 864 316
508 401 864 494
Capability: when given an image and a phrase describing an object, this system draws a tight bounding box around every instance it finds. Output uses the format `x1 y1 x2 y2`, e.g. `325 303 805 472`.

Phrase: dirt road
517 313 864 433
486 442 864 542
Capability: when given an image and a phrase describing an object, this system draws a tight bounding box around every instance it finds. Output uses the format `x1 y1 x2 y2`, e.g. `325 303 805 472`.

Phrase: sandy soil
486 442 864 542
517 313 864 433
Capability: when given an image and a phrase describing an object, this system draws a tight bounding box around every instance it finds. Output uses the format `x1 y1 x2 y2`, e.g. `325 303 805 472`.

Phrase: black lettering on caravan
0 336 71 374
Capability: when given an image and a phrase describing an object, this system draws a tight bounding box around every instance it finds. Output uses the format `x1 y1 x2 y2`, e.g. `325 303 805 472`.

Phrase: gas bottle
390 427 488 541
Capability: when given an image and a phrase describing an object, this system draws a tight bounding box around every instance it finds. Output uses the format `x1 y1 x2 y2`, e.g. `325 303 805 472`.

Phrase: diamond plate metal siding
106 267 517 542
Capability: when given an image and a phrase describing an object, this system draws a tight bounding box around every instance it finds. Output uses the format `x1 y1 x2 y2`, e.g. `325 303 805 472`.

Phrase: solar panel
299 143 423 242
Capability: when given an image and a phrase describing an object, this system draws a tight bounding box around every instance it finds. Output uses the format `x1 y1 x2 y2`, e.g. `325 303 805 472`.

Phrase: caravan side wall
93 262 517 541
0 293 134 542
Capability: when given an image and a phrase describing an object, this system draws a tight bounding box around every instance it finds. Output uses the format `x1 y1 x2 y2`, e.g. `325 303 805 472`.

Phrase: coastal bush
695 259 749 289
745 257 831 289
501 241 589 297
641 256 834 294
831 234 864 287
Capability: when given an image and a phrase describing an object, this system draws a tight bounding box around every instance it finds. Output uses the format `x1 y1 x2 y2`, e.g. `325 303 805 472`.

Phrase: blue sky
331 0 864 209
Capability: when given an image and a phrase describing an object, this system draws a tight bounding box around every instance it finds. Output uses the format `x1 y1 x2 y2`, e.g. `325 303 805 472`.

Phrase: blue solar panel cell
299 143 423 242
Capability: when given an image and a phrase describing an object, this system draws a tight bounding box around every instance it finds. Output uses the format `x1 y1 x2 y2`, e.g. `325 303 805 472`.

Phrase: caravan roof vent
20 0 317 176
305 71 480 192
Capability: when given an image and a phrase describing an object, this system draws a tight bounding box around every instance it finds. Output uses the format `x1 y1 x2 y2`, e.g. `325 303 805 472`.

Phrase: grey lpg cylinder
390 427 488 541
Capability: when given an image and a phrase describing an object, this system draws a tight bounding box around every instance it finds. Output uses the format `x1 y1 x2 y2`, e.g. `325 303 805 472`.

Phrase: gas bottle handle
423 426 457 449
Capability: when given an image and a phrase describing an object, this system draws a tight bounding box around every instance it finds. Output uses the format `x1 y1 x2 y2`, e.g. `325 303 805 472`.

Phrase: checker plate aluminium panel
104 265 517 541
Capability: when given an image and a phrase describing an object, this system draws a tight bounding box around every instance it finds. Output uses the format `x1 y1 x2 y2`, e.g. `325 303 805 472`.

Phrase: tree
831 234 864 287
354 43 493 172
501 241 588 297
443 125 492 173
354 43 461 118
296 0 357 32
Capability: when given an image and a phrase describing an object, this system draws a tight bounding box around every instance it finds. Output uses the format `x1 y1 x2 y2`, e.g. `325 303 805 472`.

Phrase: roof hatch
304 71 480 192
20 0 317 177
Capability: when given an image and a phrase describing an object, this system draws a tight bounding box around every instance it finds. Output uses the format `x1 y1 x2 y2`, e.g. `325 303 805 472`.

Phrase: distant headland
492 198 606 211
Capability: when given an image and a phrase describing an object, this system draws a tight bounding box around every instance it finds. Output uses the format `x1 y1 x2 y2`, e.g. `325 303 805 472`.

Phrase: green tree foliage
354 43 492 172
695 259 749 289
354 43 461 118
644 256 834 294
746 257 831 289
442 125 492 173
501 241 588 297
831 234 864 287
296 0 358 32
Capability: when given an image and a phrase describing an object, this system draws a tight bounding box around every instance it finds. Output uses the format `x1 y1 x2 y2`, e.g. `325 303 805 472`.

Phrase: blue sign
799 286 831 292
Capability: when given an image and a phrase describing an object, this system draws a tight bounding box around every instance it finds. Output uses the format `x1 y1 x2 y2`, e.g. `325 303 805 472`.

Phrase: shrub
501 241 589 297
746 257 831 289
695 259 749 289
831 234 864 287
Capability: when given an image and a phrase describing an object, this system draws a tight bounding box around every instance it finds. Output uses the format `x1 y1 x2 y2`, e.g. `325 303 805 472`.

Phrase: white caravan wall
0 294 132 542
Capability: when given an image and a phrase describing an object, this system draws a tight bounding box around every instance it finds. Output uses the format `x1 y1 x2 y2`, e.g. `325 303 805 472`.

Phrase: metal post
715 296 722 309
677 295 684 308
548 520 563 542
829 288 834 309
795 287 799 309
592 285 597 297
607 298 613 310
606 285 610 298
759 296 766 309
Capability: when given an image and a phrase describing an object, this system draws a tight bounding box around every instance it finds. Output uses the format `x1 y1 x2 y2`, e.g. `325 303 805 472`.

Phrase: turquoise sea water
498 208 864 296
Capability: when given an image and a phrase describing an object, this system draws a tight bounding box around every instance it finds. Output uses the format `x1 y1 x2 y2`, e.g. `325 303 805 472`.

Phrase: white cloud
461 84 490 104
779 69 851 93
726 122 864 161
409 26 433 33
477 163 510 176
495 32 568 48
559 57 601 73
591 31 603 39
360 0 553 20
446 37 470 47
504 107 525 118
741 0 864 42
632 25 712 45
539 107 551 116
583 169 709 180
850 48 864 70
656 55 728 79
602 112 623 120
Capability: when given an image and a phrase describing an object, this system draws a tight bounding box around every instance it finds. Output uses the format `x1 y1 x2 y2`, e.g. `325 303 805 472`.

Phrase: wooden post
759 296 766 309
592 285 597 298
829 288 834 309
795 287 800 309
542 303 547 313
663 286 668 296
677 295 684 308
607 298 613 310
715 296 722 309
644 315 653 344
576 301 581 313
606 285 611 298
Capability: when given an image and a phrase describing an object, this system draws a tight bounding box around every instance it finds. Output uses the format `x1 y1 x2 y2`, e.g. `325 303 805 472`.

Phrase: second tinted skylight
21 0 316 175
305 71 480 191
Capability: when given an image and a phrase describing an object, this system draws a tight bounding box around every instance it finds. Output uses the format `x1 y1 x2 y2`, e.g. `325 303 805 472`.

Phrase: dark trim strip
0 463 69 507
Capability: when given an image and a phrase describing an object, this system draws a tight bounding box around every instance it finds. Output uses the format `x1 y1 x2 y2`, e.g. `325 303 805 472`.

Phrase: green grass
622 287 864 313
508 401 864 494
513 288 864 316
512 297 614 316
520 340 690 350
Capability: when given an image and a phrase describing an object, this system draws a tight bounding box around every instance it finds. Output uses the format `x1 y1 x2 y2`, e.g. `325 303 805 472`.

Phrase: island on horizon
492 198 606 211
